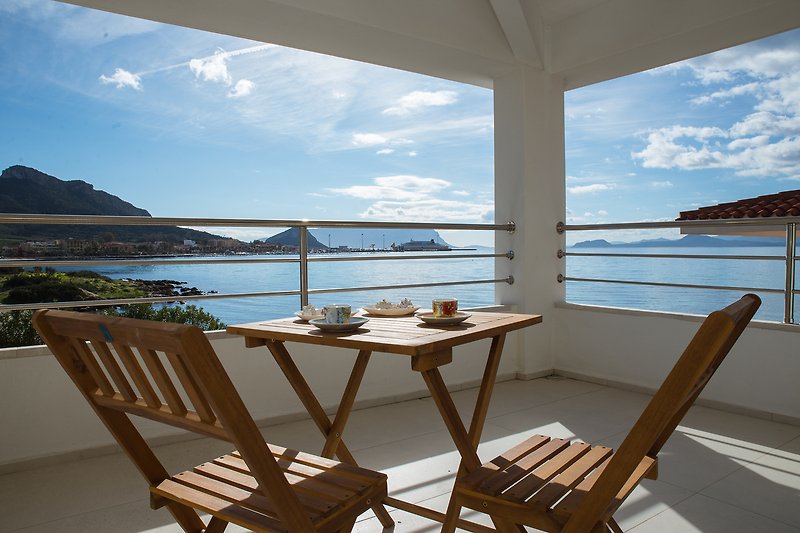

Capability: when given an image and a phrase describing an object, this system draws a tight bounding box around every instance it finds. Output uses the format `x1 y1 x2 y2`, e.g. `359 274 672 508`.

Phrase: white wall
0 329 521 470
555 304 800 422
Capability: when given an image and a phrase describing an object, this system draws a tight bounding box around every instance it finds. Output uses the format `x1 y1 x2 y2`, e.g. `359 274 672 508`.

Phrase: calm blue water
566 246 790 322
56 246 793 325
60 252 497 325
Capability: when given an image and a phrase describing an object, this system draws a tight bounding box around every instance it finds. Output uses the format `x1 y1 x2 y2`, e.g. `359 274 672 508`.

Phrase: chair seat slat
525 445 613 509
152 478 287 533
460 434 551 489
479 437 570 496
222 453 371 492
501 442 591 501
196 460 353 505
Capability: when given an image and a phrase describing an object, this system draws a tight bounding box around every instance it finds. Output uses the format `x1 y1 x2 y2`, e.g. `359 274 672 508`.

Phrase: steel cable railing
0 214 515 313
557 218 798 324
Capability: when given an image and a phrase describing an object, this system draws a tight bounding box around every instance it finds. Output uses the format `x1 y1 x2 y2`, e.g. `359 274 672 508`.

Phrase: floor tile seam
2 496 152 533
693 491 800 530
483 385 616 423
623 490 697 532
345 425 459 455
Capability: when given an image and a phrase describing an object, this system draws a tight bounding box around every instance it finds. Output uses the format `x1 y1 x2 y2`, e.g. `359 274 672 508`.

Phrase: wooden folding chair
33 310 387 533
445 293 760 533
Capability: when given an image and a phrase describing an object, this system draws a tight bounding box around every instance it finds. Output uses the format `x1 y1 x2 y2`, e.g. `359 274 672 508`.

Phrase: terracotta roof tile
677 190 800 221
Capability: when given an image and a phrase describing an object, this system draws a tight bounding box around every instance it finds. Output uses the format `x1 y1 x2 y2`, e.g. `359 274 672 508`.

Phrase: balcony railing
0 213 515 313
557 217 799 324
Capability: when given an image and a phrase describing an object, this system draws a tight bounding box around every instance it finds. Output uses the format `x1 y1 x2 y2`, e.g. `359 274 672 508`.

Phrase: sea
56 246 791 325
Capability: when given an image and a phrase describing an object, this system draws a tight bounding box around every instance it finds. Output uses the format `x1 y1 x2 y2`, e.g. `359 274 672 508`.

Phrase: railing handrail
557 218 798 324
0 213 514 232
558 217 800 232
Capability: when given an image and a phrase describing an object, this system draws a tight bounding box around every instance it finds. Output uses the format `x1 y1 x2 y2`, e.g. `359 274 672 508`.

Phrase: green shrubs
0 310 41 348
0 269 225 348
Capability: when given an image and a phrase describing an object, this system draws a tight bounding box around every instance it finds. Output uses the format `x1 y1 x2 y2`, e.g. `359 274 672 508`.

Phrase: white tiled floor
2 377 799 532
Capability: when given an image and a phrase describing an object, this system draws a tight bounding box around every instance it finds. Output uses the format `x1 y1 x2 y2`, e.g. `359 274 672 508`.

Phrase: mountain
260 227 328 250
0 165 226 244
572 234 784 248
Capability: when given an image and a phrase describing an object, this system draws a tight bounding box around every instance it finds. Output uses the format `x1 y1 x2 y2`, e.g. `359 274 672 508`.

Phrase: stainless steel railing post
784 223 796 324
299 226 309 308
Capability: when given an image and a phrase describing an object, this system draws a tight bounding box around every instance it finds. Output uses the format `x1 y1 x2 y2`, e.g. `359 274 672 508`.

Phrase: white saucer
416 312 471 325
362 306 420 316
309 317 369 332
294 311 324 322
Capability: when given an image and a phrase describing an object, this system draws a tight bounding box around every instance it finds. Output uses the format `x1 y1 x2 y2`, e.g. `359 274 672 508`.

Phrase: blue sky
1 1 799 246
566 28 800 243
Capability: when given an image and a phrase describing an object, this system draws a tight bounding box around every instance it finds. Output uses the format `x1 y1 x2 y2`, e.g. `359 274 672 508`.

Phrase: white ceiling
59 0 800 89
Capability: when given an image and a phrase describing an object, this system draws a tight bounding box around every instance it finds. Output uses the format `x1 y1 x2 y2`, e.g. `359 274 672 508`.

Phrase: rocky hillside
0 165 224 244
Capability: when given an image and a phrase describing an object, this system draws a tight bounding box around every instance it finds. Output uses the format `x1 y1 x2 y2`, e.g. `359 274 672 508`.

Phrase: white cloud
348 115 491 151
453 190 470 196
650 181 674 188
383 90 458 116
376 148 394 155
326 175 491 222
691 82 761 105
359 199 493 222
637 35 800 180
99 68 142 90
567 183 615 194
190 51 232 84
352 133 388 147
228 79 255 98
407 150 418 157
597 210 608 216
328 175 450 201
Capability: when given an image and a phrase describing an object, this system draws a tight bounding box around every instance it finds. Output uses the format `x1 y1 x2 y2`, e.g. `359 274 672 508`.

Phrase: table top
227 311 542 357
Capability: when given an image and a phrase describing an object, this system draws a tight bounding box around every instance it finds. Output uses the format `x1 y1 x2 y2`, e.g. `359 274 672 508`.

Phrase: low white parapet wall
553 303 800 425
0 325 521 473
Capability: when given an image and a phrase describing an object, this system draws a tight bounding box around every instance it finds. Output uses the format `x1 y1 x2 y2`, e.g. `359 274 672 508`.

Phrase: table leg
265 340 395 528
421 334 525 533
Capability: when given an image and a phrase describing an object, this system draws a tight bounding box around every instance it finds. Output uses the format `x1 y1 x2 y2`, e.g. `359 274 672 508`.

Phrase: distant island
572 234 784 248
260 227 453 251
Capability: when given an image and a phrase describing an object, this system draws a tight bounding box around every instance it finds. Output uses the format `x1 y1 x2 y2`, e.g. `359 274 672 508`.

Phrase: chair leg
204 516 228 533
608 517 624 533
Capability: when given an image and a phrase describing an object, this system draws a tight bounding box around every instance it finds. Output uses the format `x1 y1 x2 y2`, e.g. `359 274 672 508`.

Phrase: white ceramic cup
324 304 351 324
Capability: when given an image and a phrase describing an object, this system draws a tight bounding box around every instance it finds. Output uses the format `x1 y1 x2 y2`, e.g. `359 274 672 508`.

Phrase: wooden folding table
227 311 542 531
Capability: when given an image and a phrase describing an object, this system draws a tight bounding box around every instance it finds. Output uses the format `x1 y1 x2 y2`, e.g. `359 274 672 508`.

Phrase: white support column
494 64 565 375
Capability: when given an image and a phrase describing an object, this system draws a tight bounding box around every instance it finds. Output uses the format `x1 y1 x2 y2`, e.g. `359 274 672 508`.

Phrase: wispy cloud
327 175 491 222
567 183 615 194
376 148 394 155
99 68 142 90
650 180 673 188
328 175 450 201
383 90 458 116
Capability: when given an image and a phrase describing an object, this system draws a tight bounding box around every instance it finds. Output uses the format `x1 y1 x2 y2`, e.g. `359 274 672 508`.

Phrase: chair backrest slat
69 336 116 396
562 293 760 533
91 339 138 402
138 347 187 415
165 350 217 424
113 343 162 408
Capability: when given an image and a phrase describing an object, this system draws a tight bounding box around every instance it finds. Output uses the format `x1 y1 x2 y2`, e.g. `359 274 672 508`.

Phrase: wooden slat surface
227 312 542 357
